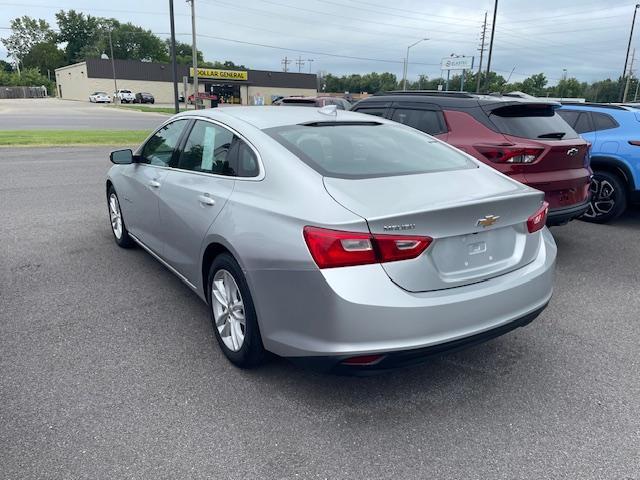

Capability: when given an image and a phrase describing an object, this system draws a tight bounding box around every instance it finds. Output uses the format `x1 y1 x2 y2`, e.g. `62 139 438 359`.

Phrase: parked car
352 91 592 226
106 106 555 372
187 92 218 104
273 96 351 110
89 91 111 103
134 92 155 104
558 103 640 222
114 89 135 103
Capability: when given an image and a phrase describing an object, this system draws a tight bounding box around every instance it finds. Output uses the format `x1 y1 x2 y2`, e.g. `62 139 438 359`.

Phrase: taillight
303 226 432 269
527 201 549 233
628 140 640 146
476 145 544 163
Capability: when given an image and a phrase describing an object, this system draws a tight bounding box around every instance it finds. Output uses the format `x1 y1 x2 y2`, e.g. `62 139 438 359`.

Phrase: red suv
352 91 592 225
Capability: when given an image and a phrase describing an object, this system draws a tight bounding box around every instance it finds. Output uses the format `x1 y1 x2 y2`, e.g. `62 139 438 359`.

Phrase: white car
89 92 111 103
114 89 135 103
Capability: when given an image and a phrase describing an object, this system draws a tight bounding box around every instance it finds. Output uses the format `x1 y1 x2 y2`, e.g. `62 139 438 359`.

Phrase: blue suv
558 103 640 223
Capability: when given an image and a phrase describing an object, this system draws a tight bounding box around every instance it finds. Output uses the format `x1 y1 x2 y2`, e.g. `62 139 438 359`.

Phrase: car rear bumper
292 303 546 373
524 168 591 211
547 199 590 226
248 228 556 363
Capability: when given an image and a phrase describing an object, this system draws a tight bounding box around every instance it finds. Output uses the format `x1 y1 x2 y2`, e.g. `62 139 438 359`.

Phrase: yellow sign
189 67 248 81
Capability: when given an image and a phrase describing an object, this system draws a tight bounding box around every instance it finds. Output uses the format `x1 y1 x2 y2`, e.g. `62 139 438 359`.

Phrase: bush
0 67 55 95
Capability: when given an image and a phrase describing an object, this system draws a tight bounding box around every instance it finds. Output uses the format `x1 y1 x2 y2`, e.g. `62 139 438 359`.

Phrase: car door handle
198 195 216 206
148 180 161 188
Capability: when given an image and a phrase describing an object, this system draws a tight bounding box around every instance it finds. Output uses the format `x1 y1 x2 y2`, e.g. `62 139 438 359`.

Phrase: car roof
559 102 635 114
173 106 393 129
356 90 560 109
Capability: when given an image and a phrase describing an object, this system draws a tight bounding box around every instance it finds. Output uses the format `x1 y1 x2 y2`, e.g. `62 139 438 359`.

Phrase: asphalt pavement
0 98 167 130
1 147 639 479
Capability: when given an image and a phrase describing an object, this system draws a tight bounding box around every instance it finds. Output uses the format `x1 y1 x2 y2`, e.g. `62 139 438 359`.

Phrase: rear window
489 104 578 140
264 123 475 179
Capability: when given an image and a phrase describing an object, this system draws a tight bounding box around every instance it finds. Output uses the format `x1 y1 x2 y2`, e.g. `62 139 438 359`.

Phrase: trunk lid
324 166 544 292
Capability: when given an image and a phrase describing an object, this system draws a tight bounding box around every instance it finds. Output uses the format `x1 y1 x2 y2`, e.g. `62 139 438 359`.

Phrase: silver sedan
106 106 556 372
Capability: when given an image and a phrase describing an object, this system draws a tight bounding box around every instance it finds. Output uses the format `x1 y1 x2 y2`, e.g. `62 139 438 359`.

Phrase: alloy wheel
584 177 616 219
211 269 246 352
109 193 123 239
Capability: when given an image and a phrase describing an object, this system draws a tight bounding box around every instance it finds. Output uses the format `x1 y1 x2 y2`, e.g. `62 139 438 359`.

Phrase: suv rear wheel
582 171 627 223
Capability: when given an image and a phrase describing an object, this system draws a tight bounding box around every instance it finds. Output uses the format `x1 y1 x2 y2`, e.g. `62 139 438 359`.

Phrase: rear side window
592 112 619 131
558 110 594 134
391 108 447 135
265 123 474 179
489 104 578 140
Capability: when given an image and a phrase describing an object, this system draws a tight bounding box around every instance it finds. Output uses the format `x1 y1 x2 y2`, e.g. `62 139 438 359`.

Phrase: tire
107 186 134 248
207 253 265 368
582 171 627 224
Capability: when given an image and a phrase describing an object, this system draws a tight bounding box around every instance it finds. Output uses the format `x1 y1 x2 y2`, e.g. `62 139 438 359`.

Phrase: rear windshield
264 123 475 179
489 104 578 140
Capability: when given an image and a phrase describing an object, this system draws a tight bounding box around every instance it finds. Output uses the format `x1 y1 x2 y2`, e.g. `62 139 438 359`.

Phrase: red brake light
374 234 432 263
341 354 386 366
476 145 544 163
303 226 432 269
527 201 549 233
628 140 640 146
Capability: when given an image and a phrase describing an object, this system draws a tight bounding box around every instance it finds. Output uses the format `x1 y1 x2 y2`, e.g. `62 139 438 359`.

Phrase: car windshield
94 92 107 95
265 123 475 179
489 104 578 140
121 90 132 93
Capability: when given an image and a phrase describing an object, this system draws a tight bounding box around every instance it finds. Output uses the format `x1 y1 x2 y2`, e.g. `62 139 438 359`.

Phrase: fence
0 86 48 99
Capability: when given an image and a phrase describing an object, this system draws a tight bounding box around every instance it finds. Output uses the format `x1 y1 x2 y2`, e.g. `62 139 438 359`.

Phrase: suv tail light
527 201 549 233
628 140 640 146
476 145 544 163
303 226 432 269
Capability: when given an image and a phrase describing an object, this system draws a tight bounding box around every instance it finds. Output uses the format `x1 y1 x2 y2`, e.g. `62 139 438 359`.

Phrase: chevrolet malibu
106 106 556 372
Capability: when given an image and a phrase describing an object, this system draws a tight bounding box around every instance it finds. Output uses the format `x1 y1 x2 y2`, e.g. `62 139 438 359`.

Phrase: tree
1 16 54 65
0 60 13 72
165 40 204 65
55 10 102 63
105 22 168 62
22 42 65 76
521 73 547 96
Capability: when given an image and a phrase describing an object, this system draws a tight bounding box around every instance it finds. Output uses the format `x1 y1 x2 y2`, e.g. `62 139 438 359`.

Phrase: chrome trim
128 232 199 292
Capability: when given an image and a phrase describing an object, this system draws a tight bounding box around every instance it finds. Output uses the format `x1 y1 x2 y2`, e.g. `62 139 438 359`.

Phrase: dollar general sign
190 67 248 81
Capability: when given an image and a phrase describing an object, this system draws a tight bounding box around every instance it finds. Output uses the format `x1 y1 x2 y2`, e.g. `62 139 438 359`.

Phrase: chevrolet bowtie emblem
477 215 500 228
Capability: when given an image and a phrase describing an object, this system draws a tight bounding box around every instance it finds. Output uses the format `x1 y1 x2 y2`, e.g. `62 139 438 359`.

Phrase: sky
1 0 639 85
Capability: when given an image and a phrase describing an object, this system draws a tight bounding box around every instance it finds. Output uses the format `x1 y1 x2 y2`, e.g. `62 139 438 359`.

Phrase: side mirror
110 149 134 164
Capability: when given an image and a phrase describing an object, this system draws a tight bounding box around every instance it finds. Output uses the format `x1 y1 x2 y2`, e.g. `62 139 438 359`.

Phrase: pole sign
441 57 474 71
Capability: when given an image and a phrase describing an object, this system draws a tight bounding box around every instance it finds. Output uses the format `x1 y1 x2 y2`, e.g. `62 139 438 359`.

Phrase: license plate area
430 228 518 278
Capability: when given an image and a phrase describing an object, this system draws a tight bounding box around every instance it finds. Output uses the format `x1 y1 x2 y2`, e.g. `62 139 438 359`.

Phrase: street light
403 38 429 91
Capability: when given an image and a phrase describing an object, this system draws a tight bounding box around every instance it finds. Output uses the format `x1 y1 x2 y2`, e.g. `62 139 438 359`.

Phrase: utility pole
108 30 118 103
476 11 488 93
624 48 636 102
295 56 305 73
484 0 498 92
281 56 291 72
169 0 180 113
307 59 314 73
186 0 199 109
621 4 640 101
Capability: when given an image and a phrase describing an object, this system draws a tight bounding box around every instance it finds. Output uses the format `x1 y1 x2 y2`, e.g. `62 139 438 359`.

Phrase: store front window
204 82 242 104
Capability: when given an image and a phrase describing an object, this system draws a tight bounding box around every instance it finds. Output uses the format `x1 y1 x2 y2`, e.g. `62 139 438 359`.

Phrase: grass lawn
0 130 151 147
114 105 183 114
